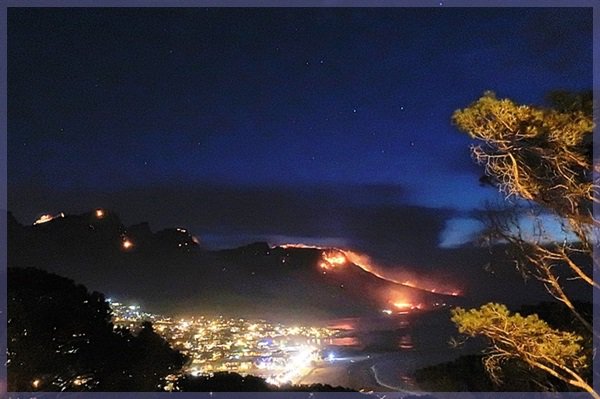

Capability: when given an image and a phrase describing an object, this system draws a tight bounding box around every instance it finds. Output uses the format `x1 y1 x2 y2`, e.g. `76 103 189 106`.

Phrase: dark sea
311 310 483 391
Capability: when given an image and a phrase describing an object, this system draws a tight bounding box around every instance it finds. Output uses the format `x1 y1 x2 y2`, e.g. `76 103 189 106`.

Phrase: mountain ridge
8 209 463 320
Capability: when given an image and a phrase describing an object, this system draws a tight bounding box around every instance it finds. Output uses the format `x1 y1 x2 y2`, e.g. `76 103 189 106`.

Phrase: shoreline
296 355 424 393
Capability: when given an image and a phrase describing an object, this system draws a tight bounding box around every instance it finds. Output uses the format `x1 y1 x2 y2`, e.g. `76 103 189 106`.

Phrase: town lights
32 379 41 389
95 209 105 218
108 299 338 386
73 377 84 386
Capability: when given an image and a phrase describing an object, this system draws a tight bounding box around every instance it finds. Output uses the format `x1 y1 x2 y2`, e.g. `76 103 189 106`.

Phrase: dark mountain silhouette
8 209 462 321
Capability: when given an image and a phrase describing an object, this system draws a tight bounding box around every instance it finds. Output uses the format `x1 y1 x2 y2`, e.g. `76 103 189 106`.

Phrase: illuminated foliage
453 91 596 329
453 91 595 221
452 304 595 397
451 91 596 396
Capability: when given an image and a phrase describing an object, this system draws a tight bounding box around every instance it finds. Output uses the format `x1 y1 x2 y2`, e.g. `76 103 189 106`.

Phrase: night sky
8 7 592 268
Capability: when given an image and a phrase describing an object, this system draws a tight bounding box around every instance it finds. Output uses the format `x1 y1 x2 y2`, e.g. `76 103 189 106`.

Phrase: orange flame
279 243 462 297
122 238 134 250
320 250 347 269
393 302 412 309
33 212 65 225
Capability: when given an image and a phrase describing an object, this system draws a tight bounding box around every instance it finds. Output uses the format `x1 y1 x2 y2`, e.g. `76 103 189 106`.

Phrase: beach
297 354 419 392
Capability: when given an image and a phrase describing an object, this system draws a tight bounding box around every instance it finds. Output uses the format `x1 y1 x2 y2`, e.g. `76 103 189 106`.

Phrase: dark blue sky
8 7 592 257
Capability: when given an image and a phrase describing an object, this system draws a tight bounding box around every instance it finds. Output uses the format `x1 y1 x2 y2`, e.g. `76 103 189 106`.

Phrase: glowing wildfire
392 301 423 311
279 243 462 298
33 212 65 225
319 250 348 269
122 237 134 250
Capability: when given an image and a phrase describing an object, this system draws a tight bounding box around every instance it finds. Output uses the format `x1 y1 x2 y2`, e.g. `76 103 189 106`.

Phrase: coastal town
109 300 342 389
